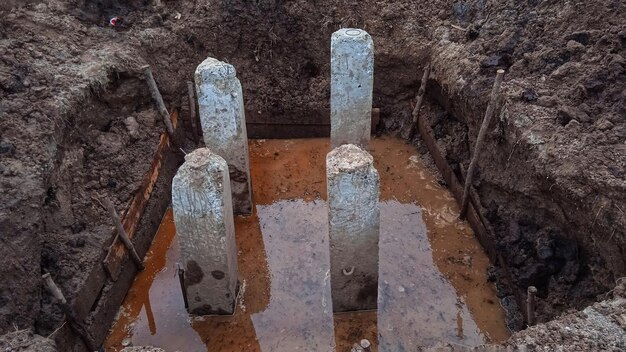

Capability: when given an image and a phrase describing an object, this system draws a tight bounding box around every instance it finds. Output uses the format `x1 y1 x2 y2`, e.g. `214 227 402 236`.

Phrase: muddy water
104 137 509 351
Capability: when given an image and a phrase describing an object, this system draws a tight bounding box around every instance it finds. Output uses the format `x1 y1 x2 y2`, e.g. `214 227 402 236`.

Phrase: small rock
521 89 538 102
595 118 614 131
565 119 582 131
557 106 590 126
0 139 16 156
96 133 124 156
612 125 626 138
124 116 141 139
565 31 591 46
537 95 557 107
566 40 585 54
481 54 504 68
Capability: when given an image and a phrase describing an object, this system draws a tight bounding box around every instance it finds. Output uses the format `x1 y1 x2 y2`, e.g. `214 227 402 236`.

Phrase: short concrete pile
326 144 380 312
330 28 374 149
171 148 239 315
195 57 252 215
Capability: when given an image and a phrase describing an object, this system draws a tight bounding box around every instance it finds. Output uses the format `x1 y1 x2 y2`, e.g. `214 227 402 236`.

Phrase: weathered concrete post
326 144 379 312
330 28 374 149
195 58 252 215
172 148 239 315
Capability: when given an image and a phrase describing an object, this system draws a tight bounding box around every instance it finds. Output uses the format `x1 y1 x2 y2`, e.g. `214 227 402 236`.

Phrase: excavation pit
104 137 510 351
1 1 625 351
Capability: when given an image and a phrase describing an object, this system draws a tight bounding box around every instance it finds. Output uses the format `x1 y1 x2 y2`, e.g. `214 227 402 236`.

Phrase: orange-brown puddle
104 137 509 351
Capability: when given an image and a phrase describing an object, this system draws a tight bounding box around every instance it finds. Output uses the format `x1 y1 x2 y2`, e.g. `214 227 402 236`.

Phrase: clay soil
0 0 624 350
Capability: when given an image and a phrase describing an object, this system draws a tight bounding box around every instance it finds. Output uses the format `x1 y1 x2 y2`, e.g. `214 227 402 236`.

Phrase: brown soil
0 0 624 349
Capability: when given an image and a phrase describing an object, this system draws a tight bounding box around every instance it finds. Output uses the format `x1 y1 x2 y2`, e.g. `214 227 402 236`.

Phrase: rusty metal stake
527 286 537 326
142 65 175 138
407 63 431 139
460 69 505 219
177 263 189 309
42 273 67 305
186 81 199 142
42 273 96 351
101 197 145 271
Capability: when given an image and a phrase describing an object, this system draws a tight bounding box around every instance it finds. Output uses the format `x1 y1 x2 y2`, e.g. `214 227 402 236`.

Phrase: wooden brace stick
460 69 505 219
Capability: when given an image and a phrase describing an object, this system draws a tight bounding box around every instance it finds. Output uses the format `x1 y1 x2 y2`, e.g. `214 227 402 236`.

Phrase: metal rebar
142 65 175 138
102 197 145 270
527 285 537 326
460 69 505 219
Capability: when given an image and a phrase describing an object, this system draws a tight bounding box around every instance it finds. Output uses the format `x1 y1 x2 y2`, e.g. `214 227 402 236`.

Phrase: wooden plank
246 108 380 139
103 111 179 280
416 113 497 261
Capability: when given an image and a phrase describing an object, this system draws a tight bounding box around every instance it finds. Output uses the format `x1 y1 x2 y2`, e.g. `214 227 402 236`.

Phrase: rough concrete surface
171 148 238 315
330 28 374 149
195 57 252 215
327 144 380 312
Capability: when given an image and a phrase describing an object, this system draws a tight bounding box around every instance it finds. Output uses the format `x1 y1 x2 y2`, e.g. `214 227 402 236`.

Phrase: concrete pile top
176 148 227 191
182 148 222 170
327 144 374 174
194 57 237 82
332 28 373 45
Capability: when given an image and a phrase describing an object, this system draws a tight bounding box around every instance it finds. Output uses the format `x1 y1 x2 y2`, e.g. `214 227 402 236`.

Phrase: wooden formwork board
416 113 497 262
416 111 527 321
103 111 179 280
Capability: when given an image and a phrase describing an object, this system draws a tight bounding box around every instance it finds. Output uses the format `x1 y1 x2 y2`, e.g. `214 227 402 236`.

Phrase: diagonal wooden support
460 69 505 219
143 65 175 139
103 111 178 280
101 197 144 271
407 64 431 139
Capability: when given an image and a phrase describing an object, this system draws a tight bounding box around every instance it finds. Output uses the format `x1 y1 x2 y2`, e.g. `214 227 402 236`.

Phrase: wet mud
104 137 508 351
